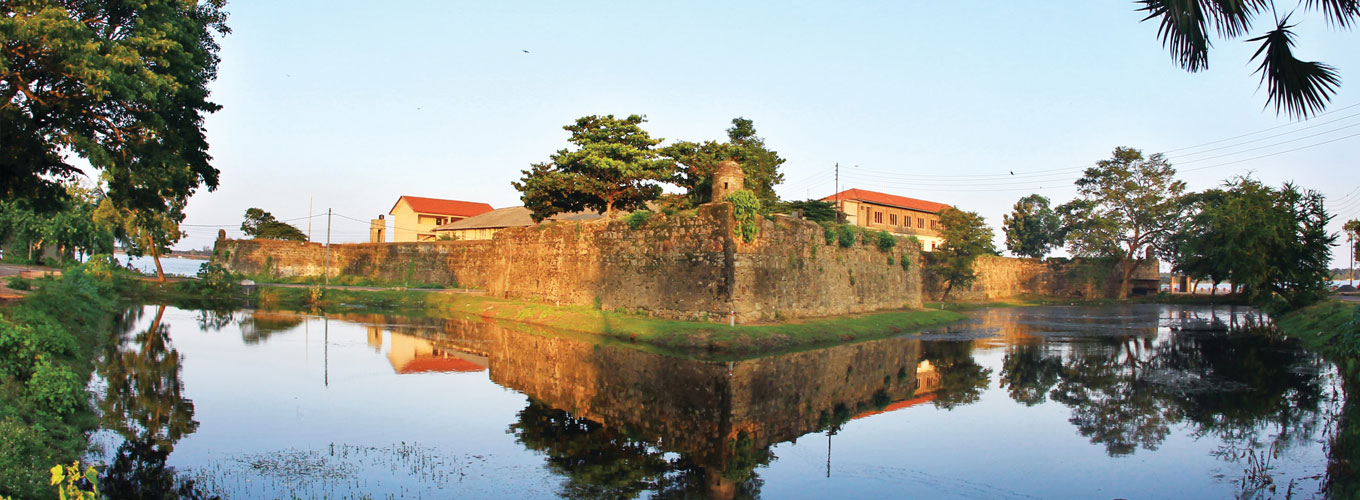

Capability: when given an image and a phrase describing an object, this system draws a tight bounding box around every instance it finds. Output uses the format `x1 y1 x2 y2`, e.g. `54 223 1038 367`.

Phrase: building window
889 214 897 225
874 211 883 223
930 219 938 230
918 217 924 228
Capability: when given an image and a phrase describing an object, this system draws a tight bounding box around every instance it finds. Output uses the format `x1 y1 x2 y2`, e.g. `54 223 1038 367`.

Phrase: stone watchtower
711 160 744 202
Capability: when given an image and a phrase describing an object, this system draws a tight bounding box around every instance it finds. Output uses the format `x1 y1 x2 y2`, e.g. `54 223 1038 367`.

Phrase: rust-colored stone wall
213 238 495 288
921 254 1159 301
214 202 922 321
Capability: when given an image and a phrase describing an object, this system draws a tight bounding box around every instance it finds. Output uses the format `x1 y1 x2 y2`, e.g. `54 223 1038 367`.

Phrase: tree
934 207 997 299
513 115 672 221
0 180 112 263
240 208 307 241
1345 218 1360 283
1002 194 1064 258
1134 1 1357 118
93 198 184 281
1173 177 1335 309
1058 147 1186 299
1 1 230 213
664 117 785 207
776 199 839 223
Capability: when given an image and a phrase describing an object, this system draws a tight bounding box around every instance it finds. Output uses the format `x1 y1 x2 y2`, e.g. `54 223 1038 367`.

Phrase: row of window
870 210 938 230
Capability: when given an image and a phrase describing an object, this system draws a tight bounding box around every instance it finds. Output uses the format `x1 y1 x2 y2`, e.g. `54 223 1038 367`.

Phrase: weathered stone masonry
921 254 1160 301
215 203 923 321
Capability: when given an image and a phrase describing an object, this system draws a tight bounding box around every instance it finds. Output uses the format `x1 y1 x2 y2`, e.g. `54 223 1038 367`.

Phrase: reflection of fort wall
338 312 928 470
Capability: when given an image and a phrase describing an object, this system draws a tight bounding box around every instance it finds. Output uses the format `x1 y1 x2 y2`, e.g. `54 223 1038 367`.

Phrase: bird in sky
522 49 530 53
1009 170 1014 175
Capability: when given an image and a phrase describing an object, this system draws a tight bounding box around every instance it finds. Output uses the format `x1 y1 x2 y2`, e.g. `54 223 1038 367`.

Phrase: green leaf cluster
1003 194 1064 258
514 115 671 221
0 181 113 264
727 190 761 242
1 0 230 213
934 207 997 298
1173 176 1336 311
663 117 786 207
241 208 307 241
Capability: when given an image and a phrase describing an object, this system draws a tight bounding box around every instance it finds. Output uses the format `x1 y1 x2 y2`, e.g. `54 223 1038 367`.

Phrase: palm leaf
1303 0 1360 27
1138 0 1213 71
1248 18 1341 119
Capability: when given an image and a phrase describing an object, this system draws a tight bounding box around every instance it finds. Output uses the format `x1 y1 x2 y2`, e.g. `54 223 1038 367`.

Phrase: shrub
25 361 82 417
726 191 761 243
626 210 653 229
822 223 836 245
901 254 912 271
4 277 30 291
876 230 896 252
837 225 856 248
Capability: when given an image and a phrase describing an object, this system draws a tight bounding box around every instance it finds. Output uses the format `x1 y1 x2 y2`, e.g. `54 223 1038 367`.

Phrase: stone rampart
921 254 1159 301
214 203 922 321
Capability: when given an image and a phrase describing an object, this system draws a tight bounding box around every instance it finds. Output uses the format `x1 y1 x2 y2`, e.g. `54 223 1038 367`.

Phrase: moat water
89 303 1351 499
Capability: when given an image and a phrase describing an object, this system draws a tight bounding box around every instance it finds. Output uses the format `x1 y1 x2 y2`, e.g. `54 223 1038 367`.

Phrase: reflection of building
387 196 494 242
431 206 600 241
386 331 487 374
822 188 950 251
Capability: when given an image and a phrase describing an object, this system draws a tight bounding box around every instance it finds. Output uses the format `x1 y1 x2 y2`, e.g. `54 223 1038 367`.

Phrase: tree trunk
1117 258 1135 299
147 235 166 282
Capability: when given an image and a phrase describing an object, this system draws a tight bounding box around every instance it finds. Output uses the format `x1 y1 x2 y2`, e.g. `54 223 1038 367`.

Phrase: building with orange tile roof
387 195 494 242
822 188 951 251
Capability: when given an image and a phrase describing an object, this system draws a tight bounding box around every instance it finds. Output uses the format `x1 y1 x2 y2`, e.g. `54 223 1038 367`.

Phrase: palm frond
1248 18 1342 119
1302 0 1360 27
1204 0 1269 37
1138 0 1213 71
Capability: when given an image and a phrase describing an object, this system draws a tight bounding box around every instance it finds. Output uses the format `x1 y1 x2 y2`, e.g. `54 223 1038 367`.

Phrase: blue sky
179 1 1360 265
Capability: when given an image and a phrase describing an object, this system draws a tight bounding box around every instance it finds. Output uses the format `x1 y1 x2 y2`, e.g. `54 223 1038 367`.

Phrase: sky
177 1 1360 266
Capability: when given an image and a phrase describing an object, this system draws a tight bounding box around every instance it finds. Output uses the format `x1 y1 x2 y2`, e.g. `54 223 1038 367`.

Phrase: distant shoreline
111 251 209 260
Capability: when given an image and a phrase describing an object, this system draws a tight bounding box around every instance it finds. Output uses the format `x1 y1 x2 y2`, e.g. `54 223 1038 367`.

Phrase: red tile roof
395 355 486 374
851 393 939 420
821 189 950 214
390 196 494 217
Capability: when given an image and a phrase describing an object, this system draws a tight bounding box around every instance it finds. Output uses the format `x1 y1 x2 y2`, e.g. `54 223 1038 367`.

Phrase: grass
1276 299 1360 370
0 266 119 499
236 287 965 360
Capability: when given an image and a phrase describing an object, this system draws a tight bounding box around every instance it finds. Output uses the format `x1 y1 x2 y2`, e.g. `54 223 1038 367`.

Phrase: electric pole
307 196 313 241
834 162 840 223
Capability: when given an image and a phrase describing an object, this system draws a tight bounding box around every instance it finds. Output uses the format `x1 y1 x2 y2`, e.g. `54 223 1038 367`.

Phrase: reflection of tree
102 437 218 500
1048 339 1178 456
237 313 304 344
1000 344 1062 406
97 305 212 498
998 318 1330 460
509 400 768 499
100 305 198 450
193 308 237 332
922 341 992 410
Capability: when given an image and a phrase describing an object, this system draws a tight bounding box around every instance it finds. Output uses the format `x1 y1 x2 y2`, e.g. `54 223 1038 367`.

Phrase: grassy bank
1276 299 1360 376
0 266 119 499
925 292 1252 311
230 285 966 359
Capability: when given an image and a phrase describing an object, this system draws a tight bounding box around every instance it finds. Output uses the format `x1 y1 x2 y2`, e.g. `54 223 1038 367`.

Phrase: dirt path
0 263 61 300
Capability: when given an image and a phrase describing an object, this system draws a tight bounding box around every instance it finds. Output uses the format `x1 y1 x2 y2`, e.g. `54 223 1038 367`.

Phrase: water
89 304 1349 499
111 253 207 277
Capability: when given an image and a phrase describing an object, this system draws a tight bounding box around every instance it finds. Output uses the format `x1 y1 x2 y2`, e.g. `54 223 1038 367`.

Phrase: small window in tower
724 182 729 190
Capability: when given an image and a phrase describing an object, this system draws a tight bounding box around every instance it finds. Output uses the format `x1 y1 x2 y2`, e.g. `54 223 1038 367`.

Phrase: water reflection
98 304 1350 498
99 305 213 498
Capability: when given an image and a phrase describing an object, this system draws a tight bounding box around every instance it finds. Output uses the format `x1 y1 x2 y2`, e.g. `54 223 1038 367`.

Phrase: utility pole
834 162 840 223
324 208 332 288
307 196 313 242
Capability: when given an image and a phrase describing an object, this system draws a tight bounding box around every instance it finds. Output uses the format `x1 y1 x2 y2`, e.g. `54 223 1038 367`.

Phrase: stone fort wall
214 203 923 321
920 254 1160 301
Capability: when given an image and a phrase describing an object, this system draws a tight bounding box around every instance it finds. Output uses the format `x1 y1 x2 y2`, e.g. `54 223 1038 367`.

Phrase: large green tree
240 207 307 241
1 0 230 213
513 114 672 221
1134 0 1357 118
663 117 785 207
1059 147 1186 299
934 207 997 299
1344 219 1360 282
1172 176 1334 309
1002 194 1064 258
